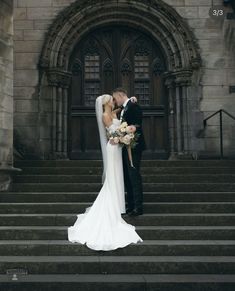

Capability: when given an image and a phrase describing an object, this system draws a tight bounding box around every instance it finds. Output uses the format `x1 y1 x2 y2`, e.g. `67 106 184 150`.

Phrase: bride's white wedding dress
68 118 143 251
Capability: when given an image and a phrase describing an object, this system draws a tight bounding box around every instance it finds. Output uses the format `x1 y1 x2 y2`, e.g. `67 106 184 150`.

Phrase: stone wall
12 0 235 158
13 0 77 158
0 0 15 190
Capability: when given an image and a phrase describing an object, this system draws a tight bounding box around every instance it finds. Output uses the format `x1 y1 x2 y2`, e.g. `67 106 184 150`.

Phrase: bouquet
107 121 140 167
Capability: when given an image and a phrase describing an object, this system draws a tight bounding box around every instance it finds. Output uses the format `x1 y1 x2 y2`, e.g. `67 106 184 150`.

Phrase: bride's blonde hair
101 94 112 105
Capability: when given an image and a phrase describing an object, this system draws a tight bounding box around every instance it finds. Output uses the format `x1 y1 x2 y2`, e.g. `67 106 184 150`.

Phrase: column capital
47 68 72 89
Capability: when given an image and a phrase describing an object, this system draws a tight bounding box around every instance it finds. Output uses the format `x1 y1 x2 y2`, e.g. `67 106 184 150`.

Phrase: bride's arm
102 113 112 128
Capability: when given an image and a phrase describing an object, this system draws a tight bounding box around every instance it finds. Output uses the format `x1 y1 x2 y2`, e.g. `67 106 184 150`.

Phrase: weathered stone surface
14 113 40 126
0 112 13 129
15 53 40 69
202 69 227 86
27 7 55 19
18 0 52 7
186 18 207 28
13 20 34 30
23 30 47 41
202 86 230 98
13 7 26 19
33 20 52 30
14 100 39 113
193 28 222 40
201 52 227 68
14 70 38 86
198 39 224 53
185 0 213 6
14 40 43 53
52 0 76 7
198 6 211 18
175 6 199 19
13 86 37 99
13 29 24 40
228 69 235 83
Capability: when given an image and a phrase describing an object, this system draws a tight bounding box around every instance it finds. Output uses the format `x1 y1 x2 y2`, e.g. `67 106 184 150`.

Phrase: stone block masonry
12 0 235 158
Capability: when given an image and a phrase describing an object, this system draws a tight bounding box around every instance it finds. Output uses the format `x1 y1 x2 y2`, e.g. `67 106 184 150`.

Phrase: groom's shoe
129 208 143 216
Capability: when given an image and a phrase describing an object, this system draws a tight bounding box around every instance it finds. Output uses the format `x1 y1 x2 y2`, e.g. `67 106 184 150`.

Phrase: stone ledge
0 166 22 192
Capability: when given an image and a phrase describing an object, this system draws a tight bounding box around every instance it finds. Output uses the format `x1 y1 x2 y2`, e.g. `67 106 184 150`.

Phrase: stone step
1 213 235 226
14 160 235 167
1 202 235 214
13 174 235 183
11 182 235 192
1 256 235 274
3 192 235 203
0 240 235 256
0 274 235 291
15 166 235 175
0 226 235 240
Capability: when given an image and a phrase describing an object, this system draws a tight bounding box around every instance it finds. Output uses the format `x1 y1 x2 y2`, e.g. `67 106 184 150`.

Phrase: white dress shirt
120 98 130 121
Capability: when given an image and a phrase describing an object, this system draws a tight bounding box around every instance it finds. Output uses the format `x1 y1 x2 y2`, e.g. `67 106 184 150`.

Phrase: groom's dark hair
112 87 127 96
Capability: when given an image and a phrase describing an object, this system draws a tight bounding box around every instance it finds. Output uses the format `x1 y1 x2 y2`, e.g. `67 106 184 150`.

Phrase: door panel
68 26 169 159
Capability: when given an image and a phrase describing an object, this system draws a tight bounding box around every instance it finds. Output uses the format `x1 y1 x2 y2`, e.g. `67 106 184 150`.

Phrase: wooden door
68 26 169 159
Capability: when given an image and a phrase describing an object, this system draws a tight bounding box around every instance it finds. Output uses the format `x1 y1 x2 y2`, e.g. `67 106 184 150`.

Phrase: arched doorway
38 0 202 160
68 26 167 159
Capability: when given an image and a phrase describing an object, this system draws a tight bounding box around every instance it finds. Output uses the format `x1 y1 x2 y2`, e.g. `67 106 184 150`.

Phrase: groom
112 88 146 216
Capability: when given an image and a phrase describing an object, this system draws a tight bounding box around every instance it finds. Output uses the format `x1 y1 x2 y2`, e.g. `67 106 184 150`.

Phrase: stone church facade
0 0 235 189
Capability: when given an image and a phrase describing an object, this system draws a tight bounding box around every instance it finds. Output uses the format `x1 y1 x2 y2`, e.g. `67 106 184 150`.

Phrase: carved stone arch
38 0 203 159
39 0 201 72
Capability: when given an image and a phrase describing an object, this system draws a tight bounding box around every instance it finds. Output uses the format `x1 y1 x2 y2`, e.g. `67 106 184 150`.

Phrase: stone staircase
1 160 235 290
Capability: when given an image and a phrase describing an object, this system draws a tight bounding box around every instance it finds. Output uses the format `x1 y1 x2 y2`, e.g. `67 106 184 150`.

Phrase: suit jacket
121 100 146 152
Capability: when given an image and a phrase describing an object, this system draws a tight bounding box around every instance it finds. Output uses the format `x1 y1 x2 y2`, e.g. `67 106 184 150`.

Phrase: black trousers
122 146 143 211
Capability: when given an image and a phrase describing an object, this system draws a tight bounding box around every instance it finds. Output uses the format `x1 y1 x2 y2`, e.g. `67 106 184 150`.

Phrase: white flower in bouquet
119 122 128 129
121 135 132 145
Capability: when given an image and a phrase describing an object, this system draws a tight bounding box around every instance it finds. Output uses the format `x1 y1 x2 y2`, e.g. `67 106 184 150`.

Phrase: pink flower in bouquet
126 125 136 133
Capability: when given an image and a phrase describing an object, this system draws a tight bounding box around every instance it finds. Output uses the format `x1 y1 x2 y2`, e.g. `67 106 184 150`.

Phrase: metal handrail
203 109 235 158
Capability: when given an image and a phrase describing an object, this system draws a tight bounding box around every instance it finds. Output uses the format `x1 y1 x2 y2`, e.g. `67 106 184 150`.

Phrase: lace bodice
106 118 121 134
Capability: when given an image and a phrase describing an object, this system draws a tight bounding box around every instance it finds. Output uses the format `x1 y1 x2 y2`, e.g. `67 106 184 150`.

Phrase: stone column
46 68 72 159
164 69 203 160
165 76 177 160
174 69 203 159
0 0 21 191
175 70 193 156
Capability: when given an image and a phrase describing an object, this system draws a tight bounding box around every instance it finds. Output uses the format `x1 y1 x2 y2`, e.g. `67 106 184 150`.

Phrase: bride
67 94 143 251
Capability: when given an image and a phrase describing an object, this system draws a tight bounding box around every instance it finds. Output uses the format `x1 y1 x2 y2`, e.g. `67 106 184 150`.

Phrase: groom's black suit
121 100 146 213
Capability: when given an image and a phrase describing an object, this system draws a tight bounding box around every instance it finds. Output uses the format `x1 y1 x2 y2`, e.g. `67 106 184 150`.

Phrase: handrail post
219 110 223 159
